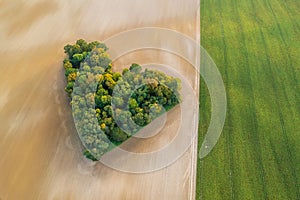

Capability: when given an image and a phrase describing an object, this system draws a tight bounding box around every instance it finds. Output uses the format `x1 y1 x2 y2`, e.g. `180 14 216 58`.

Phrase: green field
197 0 300 199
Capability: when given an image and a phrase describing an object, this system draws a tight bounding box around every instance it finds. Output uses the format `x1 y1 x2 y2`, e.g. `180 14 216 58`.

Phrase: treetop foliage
63 39 182 161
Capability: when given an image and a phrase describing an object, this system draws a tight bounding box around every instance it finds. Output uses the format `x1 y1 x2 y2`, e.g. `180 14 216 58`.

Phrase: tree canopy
63 39 182 161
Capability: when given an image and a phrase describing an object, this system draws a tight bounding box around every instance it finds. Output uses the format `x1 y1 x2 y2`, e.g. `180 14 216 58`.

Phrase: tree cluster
63 39 182 161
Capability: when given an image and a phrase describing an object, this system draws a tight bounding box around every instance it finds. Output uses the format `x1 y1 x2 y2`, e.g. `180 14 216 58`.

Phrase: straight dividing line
198 1 204 199
198 82 208 200
192 2 201 200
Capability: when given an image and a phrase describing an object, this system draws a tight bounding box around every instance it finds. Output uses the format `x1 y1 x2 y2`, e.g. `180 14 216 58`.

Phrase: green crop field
197 0 300 199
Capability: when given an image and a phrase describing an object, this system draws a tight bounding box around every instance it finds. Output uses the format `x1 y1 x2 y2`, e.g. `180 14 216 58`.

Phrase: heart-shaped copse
63 39 181 161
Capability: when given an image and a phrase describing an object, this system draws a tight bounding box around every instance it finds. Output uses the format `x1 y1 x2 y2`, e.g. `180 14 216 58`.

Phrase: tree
129 98 138 109
112 72 121 81
133 112 145 126
65 81 74 96
122 68 129 75
64 44 82 59
71 53 84 67
149 103 163 117
67 72 77 82
112 96 124 108
76 39 88 52
63 39 182 161
83 149 98 161
63 59 72 69
111 127 128 142
129 63 142 73
65 68 78 77
129 98 139 114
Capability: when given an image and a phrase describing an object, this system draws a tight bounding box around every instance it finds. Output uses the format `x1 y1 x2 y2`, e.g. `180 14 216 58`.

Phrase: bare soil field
0 1 199 199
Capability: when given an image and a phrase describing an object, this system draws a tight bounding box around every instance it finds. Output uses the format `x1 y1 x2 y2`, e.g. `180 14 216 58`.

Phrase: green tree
63 59 72 69
111 127 128 142
76 39 88 52
64 44 82 59
133 112 145 126
129 63 142 73
65 68 78 77
112 96 124 108
71 53 84 66
63 39 182 161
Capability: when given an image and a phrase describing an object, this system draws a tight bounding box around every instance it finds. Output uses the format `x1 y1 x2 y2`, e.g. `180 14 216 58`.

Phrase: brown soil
0 1 199 199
